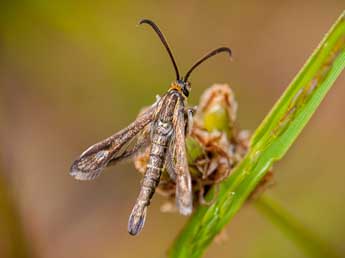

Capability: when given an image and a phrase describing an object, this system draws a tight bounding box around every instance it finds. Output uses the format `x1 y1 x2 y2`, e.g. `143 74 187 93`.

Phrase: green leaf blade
169 11 345 258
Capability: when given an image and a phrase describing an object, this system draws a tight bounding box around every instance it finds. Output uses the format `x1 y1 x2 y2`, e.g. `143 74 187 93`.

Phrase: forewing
174 99 193 215
165 139 176 181
108 122 152 166
70 102 158 180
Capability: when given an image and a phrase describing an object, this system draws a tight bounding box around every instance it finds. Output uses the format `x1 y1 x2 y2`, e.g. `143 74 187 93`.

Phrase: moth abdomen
128 93 179 235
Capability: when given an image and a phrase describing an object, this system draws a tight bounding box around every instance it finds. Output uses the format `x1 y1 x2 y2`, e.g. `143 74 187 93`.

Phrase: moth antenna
139 19 180 80
184 47 232 81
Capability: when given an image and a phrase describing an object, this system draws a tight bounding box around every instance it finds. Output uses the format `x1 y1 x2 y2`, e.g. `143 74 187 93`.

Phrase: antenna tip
137 19 144 25
137 19 144 27
137 19 152 27
224 47 232 57
222 47 233 61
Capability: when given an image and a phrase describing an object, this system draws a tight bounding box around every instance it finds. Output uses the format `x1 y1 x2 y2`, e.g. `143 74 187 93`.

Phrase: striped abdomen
128 91 179 235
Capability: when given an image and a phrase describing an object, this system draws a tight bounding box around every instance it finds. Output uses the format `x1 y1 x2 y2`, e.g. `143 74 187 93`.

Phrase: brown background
1 1 344 258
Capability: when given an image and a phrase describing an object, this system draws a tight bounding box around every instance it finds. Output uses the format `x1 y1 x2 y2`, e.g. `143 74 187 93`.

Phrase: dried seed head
133 84 273 213
195 84 238 137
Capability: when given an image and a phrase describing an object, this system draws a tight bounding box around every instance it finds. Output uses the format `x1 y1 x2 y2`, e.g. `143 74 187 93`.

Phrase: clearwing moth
70 19 231 235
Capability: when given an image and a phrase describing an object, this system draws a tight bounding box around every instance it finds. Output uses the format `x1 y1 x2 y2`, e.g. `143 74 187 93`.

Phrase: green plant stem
255 195 340 258
169 11 345 258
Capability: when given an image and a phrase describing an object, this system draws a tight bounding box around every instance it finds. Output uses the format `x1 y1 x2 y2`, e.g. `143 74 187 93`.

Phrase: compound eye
182 86 189 97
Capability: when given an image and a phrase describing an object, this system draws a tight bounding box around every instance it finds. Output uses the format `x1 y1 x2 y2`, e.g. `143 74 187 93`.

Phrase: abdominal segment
128 91 180 235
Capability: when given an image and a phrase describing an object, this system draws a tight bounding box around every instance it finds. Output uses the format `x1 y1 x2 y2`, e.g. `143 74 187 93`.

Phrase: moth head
179 80 191 97
171 80 191 98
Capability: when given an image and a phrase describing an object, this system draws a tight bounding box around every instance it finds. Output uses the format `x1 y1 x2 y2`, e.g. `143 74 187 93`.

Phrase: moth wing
108 122 152 166
165 138 176 181
174 100 193 215
70 101 159 181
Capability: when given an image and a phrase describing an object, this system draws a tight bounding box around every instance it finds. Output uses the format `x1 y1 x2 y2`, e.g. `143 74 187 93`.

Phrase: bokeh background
1 1 345 258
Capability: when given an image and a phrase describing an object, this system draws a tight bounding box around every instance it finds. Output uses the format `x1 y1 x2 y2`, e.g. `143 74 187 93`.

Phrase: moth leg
185 107 196 136
173 100 193 215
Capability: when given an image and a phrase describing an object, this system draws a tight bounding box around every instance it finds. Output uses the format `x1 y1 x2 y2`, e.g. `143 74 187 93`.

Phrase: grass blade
169 11 345 258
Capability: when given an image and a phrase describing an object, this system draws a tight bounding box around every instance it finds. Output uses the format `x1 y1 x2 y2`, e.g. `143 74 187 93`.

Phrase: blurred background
1 1 344 258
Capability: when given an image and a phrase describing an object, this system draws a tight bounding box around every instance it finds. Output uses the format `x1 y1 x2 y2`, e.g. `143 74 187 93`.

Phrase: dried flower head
134 84 272 213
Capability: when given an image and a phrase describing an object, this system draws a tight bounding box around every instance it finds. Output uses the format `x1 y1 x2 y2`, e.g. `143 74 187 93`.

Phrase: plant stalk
169 11 345 258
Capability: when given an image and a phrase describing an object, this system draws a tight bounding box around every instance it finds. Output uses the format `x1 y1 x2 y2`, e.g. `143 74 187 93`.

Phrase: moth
70 19 232 235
